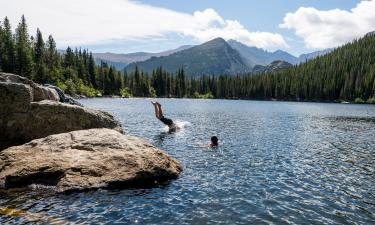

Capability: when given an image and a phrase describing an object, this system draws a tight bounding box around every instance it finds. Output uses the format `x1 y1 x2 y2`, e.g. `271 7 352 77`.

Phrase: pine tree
45 35 61 82
15 15 33 78
134 66 141 96
33 28 47 83
0 21 3 71
0 17 16 73
88 52 97 88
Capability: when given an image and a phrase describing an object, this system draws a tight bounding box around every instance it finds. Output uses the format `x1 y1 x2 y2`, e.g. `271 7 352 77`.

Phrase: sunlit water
1 99 374 224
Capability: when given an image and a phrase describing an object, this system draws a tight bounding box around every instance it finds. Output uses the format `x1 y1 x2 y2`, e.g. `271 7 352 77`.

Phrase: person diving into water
152 101 177 132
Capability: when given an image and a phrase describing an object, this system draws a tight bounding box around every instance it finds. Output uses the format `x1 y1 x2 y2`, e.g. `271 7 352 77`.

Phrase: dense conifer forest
1 16 374 103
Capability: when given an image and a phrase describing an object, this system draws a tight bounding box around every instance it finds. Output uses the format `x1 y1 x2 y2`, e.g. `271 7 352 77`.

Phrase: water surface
1 99 374 224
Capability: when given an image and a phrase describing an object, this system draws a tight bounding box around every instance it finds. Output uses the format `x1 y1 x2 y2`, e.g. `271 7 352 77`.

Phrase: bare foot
151 101 157 105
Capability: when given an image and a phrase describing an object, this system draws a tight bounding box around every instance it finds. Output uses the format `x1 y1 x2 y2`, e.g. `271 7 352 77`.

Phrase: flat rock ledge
0 128 182 193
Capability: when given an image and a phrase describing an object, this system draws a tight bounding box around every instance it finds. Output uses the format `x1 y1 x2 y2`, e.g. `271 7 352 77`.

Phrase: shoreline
76 95 375 105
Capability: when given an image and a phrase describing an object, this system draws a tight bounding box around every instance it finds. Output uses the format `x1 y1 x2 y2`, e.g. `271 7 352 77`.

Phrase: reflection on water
1 99 374 224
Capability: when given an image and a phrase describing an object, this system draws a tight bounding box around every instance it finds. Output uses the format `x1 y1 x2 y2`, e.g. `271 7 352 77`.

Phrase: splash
161 120 191 132
175 120 191 128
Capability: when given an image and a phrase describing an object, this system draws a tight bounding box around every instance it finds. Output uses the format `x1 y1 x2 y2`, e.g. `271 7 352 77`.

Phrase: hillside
125 38 251 76
1 16 373 102
298 49 332 63
93 45 192 70
228 39 297 66
252 60 293 73
228 39 331 66
217 32 375 102
96 39 330 73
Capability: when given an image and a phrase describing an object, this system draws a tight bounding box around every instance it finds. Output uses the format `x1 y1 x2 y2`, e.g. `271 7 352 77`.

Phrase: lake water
1 99 374 224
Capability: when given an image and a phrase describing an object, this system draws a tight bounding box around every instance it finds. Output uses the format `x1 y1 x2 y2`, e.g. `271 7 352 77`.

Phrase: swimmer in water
209 136 219 147
152 101 177 132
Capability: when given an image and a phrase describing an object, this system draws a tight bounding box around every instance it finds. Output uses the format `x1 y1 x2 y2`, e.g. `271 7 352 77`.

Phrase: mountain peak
125 37 250 76
365 31 375 37
203 37 227 45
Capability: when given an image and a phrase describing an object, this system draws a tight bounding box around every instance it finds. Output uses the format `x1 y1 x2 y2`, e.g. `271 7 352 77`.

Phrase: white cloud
280 0 375 49
0 0 287 49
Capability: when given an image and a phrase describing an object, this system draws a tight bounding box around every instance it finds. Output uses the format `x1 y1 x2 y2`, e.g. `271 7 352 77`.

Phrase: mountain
93 45 193 70
228 39 331 66
240 31 375 102
298 49 332 62
125 38 251 76
252 60 293 73
228 39 298 66
98 38 331 75
94 58 128 71
365 31 375 37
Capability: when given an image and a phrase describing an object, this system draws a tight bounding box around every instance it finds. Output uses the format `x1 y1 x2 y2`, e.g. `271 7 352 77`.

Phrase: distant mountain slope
125 38 251 76
228 40 298 66
252 60 293 73
97 38 331 74
93 45 192 70
298 49 332 63
228 39 331 66
242 31 375 102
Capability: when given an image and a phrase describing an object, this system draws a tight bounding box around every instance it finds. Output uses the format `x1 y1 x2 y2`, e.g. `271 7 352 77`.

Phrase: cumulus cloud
0 0 287 49
280 0 375 49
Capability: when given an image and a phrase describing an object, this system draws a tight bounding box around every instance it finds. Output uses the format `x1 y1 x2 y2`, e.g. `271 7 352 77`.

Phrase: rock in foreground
0 129 182 193
1 100 123 148
0 72 122 149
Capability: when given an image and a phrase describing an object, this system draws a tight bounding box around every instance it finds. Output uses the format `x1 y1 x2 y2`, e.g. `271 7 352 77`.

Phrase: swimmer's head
211 136 219 146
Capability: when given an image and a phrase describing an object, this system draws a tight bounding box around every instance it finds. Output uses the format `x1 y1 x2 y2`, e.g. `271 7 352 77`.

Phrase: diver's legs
152 101 161 119
156 102 164 118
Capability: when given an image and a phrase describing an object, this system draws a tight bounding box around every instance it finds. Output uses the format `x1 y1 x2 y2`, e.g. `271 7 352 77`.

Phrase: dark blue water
1 99 374 224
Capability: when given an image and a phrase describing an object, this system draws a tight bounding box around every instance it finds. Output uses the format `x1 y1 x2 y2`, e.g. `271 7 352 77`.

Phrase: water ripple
1 99 374 224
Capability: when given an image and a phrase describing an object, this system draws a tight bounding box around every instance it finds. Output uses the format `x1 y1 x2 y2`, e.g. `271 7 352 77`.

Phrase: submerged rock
0 128 182 192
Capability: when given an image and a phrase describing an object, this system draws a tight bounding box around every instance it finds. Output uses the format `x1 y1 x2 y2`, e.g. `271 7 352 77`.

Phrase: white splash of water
161 120 191 132
175 120 191 128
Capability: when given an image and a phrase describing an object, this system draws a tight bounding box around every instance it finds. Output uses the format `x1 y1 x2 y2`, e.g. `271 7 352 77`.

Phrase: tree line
1 16 374 103
0 16 119 96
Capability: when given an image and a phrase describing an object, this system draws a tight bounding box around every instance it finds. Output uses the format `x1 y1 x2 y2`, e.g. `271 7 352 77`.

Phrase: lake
1 99 374 224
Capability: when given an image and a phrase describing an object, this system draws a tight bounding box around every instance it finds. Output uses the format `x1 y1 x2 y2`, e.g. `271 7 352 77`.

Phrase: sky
1 0 374 56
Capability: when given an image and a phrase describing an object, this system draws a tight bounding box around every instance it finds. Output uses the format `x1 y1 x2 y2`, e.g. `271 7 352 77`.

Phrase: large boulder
0 129 182 192
0 73 123 149
0 100 123 149
0 82 33 113
0 73 59 102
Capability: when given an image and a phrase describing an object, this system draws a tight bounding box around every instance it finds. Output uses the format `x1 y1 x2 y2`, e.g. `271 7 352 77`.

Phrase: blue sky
139 0 359 55
2 0 373 56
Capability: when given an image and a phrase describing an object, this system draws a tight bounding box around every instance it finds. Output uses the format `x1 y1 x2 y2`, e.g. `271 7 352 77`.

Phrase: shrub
76 79 99 97
193 91 214 99
149 87 157 97
56 80 67 92
366 97 375 104
120 87 132 98
64 79 77 95
354 97 365 104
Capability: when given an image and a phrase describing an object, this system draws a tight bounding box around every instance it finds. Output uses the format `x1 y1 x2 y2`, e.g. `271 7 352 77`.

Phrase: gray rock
0 82 33 113
34 85 60 102
0 73 123 149
0 100 123 149
0 73 59 102
0 128 182 192
43 84 83 106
